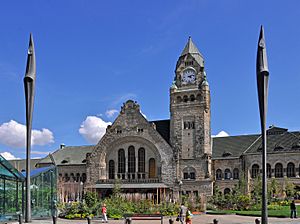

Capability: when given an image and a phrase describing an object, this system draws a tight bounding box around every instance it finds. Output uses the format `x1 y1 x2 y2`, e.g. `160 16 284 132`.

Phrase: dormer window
137 128 144 133
61 160 69 164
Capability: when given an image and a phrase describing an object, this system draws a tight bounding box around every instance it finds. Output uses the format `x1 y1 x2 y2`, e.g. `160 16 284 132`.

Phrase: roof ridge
242 135 262 154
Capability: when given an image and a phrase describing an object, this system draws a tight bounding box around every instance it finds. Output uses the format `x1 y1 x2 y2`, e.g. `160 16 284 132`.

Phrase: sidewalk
8 214 300 224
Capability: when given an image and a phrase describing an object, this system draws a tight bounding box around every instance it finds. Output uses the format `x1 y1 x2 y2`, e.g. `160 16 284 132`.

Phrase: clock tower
170 37 212 196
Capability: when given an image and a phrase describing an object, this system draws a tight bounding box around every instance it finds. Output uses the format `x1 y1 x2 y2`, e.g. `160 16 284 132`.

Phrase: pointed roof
179 37 204 67
181 37 203 57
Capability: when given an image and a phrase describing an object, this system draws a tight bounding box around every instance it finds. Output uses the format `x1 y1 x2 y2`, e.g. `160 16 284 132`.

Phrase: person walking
185 207 193 224
290 200 297 218
178 203 186 224
102 203 108 223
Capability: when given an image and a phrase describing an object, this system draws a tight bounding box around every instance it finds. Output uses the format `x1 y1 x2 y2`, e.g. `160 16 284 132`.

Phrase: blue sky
0 0 299 159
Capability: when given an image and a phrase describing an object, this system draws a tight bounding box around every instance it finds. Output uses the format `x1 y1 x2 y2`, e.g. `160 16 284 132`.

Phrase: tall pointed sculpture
256 26 269 224
24 33 36 223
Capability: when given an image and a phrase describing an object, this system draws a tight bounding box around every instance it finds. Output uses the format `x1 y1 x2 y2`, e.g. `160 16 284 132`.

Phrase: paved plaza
9 215 300 224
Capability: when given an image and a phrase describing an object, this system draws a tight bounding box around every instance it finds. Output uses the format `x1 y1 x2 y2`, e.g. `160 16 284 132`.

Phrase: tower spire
179 37 204 68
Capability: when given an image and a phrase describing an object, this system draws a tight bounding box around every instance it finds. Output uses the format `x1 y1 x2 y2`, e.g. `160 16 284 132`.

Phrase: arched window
251 164 259 178
177 96 182 103
275 163 283 178
267 163 272 178
82 173 86 183
233 168 239 180
224 188 231 195
138 148 145 173
287 162 295 177
224 169 231 180
76 173 80 182
190 95 195 102
109 160 115 179
183 167 196 180
149 158 156 178
70 173 75 181
216 169 222 180
128 146 136 174
64 173 69 182
183 95 188 102
118 149 125 175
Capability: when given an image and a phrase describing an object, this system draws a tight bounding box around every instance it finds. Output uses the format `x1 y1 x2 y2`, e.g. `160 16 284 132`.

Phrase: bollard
52 215 57 224
213 218 219 224
87 216 92 224
18 213 23 224
169 217 174 224
255 218 260 224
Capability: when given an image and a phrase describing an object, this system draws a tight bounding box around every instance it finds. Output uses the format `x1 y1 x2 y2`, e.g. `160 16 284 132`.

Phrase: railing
96 178 161 184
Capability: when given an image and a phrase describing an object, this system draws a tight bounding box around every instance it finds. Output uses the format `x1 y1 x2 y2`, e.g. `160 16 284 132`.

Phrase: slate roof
180 37 204 67
151 119 170 144
38 145 94 166
212 126 300 159
212 134 260 159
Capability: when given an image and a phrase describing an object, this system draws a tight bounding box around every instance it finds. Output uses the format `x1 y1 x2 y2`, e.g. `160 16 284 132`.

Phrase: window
183 167 196 180
109 160 115 179
275 163 283 178
224 169 231 180
287 162 295 177
266 163 271 178
149 158 156 178
64 173 69 182
183 95 188 102
190 95 195 102
137 128 144 133
128 146 136 173
233 168 239 180
82 173 86 183
216 169 222 180
138 148 145 173
177 96 182 103
76 173 80 182
251 164 259 178
118 149 125 176
185 61 193 66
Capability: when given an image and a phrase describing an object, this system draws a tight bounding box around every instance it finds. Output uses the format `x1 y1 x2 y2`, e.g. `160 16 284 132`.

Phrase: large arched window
287 162 295 177
109 160 115 179
224 169 231 180
82 173 86 183
251 164 259 178
149 158 156 178
233 168 239 180
275 163 283 178
118 149 125 177
216 169 222 180
138 148 145 173
267 163 272 178
128 146 136 174
183 167 196 180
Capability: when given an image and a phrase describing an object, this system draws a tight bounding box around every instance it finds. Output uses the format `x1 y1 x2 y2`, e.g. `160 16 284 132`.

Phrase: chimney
60 143 65 149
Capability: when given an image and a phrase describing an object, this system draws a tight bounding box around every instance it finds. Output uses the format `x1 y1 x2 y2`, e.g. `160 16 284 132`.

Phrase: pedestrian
290 200 297 219
185 207 192 224
178 203 186 224
102 203 108 223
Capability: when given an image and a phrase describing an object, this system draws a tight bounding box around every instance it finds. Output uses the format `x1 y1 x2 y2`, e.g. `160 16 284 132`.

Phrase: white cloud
0 152 20 160
212 131 229 138
105 109 118 118
79 116 111 144
0 120 54 148
32 150 50 155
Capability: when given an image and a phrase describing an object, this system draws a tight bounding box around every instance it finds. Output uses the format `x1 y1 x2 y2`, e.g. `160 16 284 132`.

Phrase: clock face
182 69 196 83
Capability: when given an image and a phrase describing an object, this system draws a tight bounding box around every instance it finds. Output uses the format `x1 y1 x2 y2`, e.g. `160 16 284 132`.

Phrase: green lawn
207 206 300 218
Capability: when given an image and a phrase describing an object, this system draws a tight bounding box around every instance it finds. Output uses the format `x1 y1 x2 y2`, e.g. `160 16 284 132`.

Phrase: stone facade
10 37 299 203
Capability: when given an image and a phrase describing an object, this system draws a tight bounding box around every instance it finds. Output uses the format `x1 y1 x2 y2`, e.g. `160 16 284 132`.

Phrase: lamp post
178 180 183 203
256 25 269 224
24 33 36 223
